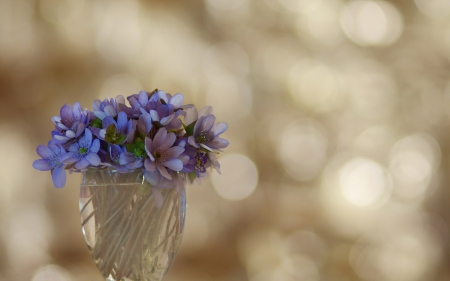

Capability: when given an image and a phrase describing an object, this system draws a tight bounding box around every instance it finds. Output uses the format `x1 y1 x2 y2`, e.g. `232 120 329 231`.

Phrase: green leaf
105 124 126 144
184 121 196 137
188 170 197 183
90 118 102 128
106 123 117 135
125 143 137 152
115 134 127 144
136 138 145 150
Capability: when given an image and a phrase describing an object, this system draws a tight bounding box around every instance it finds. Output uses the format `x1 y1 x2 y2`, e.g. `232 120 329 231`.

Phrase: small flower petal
208 137 229 149
162 159 183 171
145 137 155 161
52 167 66 188
145 158 156 171
33 159 53 171
208 122 228 138
36 145 54 159
170 93 184 108
90 139 100 153
165 146 185 159
85 153 100 166
74 158 90 169
159 132 176 151
152 128 167 149
156 163 172 179
184 106 198 125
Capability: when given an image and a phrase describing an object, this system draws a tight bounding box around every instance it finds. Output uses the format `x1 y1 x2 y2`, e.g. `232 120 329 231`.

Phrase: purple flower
124 90 150 118
187 114 229 151
50 102 89 144
119 139 145 170
149 90 190 110
137 112 153 137
99 111 136 144
92 96 124 120
144 128 185 179
183 105 213 126
190 151 221 178
59 128 101 169
33 144 67 188
102 144 129 173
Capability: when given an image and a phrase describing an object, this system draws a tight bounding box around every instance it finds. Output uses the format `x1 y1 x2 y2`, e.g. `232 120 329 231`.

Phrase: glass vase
79 169 187 281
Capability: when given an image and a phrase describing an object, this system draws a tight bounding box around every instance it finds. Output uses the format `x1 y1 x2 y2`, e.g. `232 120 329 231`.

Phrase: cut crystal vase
79 169 187 281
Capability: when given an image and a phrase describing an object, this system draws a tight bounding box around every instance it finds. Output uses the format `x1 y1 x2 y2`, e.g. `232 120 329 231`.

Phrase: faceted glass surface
79 169 187 281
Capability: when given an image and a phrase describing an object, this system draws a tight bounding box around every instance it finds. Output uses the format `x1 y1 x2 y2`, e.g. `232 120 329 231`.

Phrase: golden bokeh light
279 119 328 181
389 133 441 204
98 74 143 100
289 60 345 112
339 157 391 207
340 0 403 46
2 0 450 280
414 0 450 19
211 154 258 201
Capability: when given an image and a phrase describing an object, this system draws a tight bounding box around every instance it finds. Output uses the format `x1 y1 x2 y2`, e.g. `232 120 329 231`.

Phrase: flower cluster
33 90 229 188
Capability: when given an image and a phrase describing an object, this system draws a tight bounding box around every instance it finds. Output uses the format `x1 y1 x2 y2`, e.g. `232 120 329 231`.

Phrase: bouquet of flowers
32 89 229 188
32 89 229 280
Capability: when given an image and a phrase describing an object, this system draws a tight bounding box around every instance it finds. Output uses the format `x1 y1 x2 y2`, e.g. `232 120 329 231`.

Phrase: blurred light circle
206 76 252 122
99 74 143 100
212 154 258 201
302 1 344 46
284 231 327 265
205 0 249 21
237 227 284 277
350 234 430 281
279 119 328 181
347 69 398 120
205 0 247 11
203 42 249 79
339 158 391 207
289 60 345 112
281 255 319 280
279 0 322 13
32 264 73 281
389 134 440 202
0 129 33 210
39 0 86 26
93 0 142 63
340 0 403 46
263 38 308 82
414 0 450 19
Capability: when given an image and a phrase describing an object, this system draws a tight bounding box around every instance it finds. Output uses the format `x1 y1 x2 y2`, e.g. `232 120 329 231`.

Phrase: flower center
196 131 208 143
134 148 144 158
154 150 167 162
195 153 207 173
79 147 88 155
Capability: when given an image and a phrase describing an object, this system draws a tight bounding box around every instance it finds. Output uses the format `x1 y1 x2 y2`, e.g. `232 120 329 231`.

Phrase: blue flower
99 111 136 144
92 96 124 120
50 102 90 144
124 90 150 118
59 128 101 169
187 114 229 151
101 144 129 173
33 144 67 188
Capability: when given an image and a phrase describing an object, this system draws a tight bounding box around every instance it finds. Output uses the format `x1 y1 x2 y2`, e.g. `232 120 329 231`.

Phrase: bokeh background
1 0 450 280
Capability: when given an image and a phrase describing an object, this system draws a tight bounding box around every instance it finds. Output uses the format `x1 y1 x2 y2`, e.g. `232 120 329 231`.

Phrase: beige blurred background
1 0 450 280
